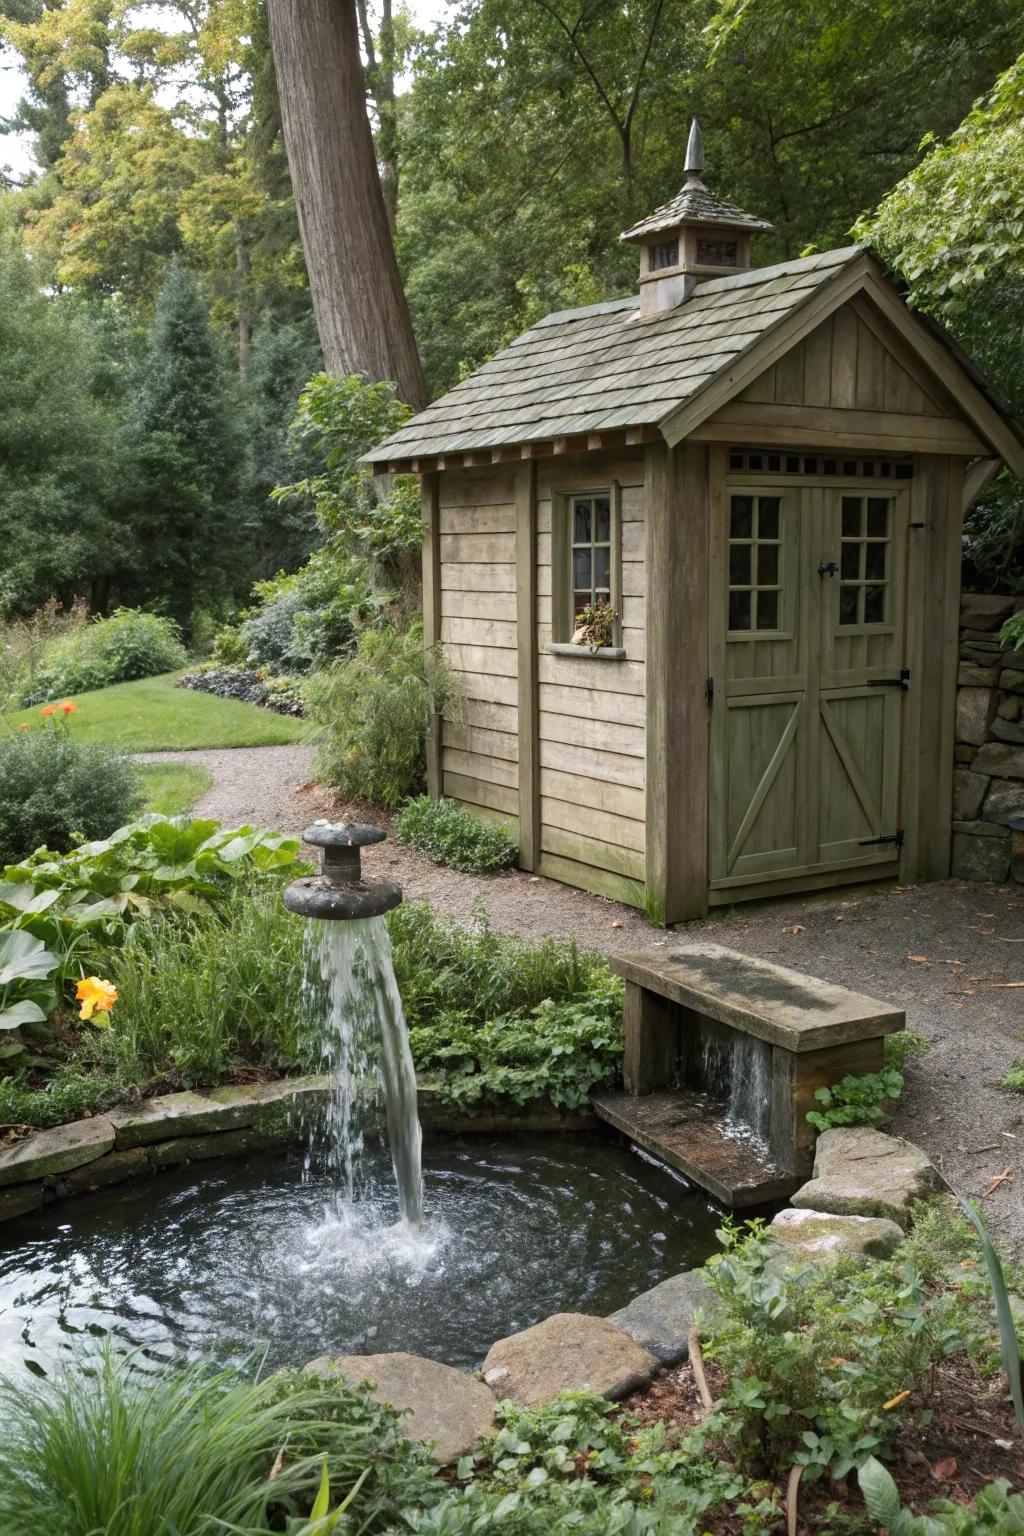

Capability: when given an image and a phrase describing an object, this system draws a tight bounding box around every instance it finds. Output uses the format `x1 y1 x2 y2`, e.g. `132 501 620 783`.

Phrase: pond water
0 1135 721 1378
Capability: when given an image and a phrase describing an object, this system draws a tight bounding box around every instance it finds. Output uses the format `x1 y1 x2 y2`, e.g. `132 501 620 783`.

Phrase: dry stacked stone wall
952 592 1024 884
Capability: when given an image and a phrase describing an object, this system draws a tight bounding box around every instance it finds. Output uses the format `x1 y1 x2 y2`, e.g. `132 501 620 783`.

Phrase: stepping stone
305 1352 495 1462
0 1117 114 1188
791 1127 942 1229
607 1270 716 1365
482 1314 658 1407
768 1207 904 1265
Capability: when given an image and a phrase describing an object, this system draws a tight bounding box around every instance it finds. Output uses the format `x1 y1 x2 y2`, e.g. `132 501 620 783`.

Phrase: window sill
545 642 627 661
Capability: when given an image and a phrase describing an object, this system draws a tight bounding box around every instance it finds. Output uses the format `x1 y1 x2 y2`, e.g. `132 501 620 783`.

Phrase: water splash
699 1031 772 1151
303 915 424 1227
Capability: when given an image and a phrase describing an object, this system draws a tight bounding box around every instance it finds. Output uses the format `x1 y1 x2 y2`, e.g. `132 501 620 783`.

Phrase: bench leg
623 982 679 1095
772 1037 887 1176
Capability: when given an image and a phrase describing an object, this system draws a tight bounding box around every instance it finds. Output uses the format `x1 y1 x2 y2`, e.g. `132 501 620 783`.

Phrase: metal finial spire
684 118 704 180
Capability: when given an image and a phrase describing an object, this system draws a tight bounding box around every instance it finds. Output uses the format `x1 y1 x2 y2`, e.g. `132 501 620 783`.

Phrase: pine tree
245 315 323 579
122 263 247 632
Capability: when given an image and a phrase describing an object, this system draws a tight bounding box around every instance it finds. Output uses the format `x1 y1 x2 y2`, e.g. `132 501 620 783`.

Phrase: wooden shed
364 122 1024 923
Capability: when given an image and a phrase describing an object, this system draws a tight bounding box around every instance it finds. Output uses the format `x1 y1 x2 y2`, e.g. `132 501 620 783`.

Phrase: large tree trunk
265 0 426 409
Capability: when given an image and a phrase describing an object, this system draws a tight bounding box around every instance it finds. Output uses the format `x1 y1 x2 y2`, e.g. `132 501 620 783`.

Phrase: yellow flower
76 976 118 1023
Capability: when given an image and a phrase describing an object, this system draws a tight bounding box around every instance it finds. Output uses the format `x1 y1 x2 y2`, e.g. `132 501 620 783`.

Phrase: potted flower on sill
571 601 618 653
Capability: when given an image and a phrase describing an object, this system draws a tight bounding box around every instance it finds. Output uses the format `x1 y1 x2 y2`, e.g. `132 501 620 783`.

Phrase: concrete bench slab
613 943 904 1053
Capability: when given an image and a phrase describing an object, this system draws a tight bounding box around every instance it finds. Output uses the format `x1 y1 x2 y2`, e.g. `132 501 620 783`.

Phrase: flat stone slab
607 1270 716 1365
305 1352 495 1462
146 1127 283 1167
0 1116 114 1188
768 1207 904 1266
612 943 904 1052
110 1077 331 1148
482 1314 658 1407
0 1182 45 1222
58 1147 150 1196
791 1127 943 1229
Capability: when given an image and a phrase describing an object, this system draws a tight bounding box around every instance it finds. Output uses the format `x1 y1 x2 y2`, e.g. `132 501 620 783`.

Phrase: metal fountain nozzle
283 821 402 920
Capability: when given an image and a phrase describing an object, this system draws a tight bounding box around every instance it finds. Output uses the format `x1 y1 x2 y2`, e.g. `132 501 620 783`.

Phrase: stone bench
592 942 905 1206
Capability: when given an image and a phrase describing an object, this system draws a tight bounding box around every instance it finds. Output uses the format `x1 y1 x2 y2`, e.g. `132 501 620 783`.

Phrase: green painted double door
709 479 910 894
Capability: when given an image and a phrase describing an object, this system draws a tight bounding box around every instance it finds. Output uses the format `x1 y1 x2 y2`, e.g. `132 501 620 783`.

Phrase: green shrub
21 608 186 704
387 900 610 1031
807 1029 930 1132
307 624 455 807
0 1066 126 1128
0 718 142 863
395 795 518 872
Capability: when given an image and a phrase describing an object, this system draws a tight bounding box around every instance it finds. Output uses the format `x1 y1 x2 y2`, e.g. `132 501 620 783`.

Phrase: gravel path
140 746 1024 1258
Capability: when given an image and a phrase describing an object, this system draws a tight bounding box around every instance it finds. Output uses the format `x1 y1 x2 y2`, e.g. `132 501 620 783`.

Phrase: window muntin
570 492 613 621
838 496 892 627
727 449 912 480
728 494 783 633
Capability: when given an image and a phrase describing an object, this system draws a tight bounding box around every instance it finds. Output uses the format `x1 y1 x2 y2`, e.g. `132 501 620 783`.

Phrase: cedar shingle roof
619 180 773 243
363 247 860 466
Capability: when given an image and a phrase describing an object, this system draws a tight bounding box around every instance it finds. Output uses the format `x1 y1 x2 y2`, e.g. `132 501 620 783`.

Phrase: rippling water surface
0 1136 719 1377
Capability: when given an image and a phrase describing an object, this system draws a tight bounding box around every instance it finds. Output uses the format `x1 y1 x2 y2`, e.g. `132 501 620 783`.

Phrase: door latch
867 669 911 691
859 830 905 849
817 560 839 577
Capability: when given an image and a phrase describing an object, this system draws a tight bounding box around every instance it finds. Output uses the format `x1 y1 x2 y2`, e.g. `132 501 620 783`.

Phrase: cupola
621 119 773 317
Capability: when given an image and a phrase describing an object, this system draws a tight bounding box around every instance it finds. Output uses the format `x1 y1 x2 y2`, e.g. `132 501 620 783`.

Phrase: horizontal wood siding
438 466 520 829
534 450 647 903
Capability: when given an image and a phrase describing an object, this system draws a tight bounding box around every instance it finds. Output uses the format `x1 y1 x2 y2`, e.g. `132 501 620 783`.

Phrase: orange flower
60 701 78 715
41 704 56 717
76 976 118 1022
18 723 29 732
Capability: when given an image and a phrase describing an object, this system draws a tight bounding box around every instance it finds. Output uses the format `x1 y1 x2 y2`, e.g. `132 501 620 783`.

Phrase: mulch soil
621 1352 1024 1531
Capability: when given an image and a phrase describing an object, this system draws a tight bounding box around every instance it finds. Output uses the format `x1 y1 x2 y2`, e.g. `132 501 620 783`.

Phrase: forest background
1 0 1024 643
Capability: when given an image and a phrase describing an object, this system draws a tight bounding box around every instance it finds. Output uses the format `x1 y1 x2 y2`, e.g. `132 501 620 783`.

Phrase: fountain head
284 820 402 920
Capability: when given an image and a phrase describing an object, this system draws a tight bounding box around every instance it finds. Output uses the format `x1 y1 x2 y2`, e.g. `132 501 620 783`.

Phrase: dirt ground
143 745 1024 1259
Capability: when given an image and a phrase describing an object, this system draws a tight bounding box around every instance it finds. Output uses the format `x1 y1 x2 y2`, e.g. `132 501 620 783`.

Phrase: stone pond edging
0 1077 598 1223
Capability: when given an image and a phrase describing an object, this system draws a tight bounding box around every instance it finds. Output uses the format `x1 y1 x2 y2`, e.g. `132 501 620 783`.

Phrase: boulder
959 594 1016 631
956 688 997 747
0 1182 45 1222
482 1314 658 1407
304 1352 495 1462
951 827 1011 882
607 1270 716 1366
791 1127 943 1229
982 777 1024 827
0 1117 114 1188
952 769 989 821
972 743 1024 781
1002 670 1024 695
767 1207 904 1266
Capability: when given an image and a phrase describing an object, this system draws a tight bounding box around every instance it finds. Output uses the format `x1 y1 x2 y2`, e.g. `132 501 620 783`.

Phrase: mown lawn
8 673 311 752
137 761 215 815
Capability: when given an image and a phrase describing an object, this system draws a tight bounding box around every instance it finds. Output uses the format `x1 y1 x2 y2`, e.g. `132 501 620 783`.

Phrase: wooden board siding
534 451 648 905
438 466 520 827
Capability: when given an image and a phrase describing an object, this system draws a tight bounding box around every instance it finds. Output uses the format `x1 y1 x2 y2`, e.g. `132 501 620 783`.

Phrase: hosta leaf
0 928 58 985
0 999 47 1030
857 1455 901 1528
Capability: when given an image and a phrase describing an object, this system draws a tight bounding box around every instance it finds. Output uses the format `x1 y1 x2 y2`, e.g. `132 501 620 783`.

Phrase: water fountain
284 821 423 1227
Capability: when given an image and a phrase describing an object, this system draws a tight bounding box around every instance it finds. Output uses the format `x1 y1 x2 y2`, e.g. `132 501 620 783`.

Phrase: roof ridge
529 295 640 331
693 245 864 296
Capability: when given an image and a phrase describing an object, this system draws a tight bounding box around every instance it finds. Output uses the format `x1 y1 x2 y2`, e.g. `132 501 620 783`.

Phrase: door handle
817 561 839 577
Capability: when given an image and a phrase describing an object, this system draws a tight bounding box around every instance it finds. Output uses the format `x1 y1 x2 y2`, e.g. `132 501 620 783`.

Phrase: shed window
552 486 621 644
728 494 783 633
838 496 892 627
648 239 679 272
696 238 739 267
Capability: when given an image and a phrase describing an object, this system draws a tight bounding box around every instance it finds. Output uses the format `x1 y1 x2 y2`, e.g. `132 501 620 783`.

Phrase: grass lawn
7 674 311 752
137 761 215 816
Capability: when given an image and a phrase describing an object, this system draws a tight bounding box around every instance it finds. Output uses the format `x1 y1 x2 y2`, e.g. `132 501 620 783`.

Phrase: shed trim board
390 246 1024 921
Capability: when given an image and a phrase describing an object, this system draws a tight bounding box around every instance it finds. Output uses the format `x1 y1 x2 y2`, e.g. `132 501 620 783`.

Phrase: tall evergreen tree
122 263 246 632
245 315 323 579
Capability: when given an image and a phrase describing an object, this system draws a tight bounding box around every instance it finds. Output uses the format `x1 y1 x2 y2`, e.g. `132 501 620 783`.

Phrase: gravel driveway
139 746 1024 1258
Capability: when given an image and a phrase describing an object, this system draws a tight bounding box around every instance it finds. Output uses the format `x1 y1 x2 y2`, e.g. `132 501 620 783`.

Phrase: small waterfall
305 914 424 1227
700 1030 772 1151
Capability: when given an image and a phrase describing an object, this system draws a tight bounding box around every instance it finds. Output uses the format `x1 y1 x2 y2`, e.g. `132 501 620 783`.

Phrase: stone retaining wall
0 1077 598 1225
952 591 1024 884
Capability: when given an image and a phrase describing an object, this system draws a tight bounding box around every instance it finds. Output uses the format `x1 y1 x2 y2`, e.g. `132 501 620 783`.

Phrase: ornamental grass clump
0 708 141 863
394 795 518 873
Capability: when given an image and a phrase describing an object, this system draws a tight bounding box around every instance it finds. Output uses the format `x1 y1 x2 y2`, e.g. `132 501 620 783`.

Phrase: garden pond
0 1135 721 1378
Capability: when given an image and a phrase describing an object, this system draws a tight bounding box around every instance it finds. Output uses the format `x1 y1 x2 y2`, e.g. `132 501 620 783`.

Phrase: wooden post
623 982 679 1095
644 440 710 924
515 460 540 869
421 471 442 799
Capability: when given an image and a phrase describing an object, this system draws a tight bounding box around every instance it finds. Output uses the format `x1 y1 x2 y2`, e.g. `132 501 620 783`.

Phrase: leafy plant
18 608 187 706
1003 1060 1024 1093
0 1066 125 1128
807 1030 929 1131
0 927 59 1038
395 796 519 873
955 1195 1024 1432
307 625 455 807
571 601 618 652
0 712 142 864
1002 610 1024 650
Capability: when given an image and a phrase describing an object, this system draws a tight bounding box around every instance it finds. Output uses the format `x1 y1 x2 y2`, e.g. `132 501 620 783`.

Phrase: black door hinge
859 829 905 849
705 676 714 708
868 668 911 691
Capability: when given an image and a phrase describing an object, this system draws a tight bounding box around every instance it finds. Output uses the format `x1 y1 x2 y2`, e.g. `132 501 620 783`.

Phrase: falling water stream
306 915 424 1228
700 1031 772 1152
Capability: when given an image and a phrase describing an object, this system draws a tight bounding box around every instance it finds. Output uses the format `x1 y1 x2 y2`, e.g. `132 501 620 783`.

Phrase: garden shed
364 122 1024 923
